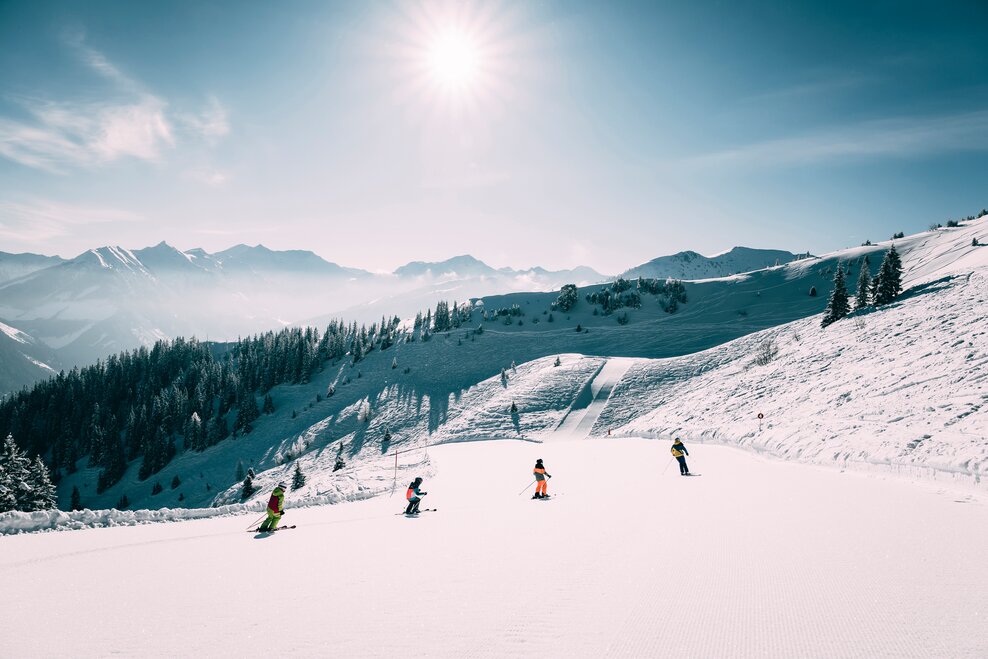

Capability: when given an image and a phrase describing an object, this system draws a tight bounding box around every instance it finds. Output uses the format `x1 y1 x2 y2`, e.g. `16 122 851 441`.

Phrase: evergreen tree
873 244 903 305
292 462 306 490
333 442 346 472
855 259 872 310
554 356 561 367
117 494 129 509
97 435 127 493
262 394 275 415
25 456 57 511
809 286 817 297
0 439 18 512
70 486 82 511
0 434 32 512
235 395 260 435
241 474 256 500
510 401 518 414
171 475 181 490
822 265 850 327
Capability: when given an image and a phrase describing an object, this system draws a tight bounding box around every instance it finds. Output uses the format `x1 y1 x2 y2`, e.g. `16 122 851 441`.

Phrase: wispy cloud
178 96 230 143
63 28 142 93
0 199 144 243
691 110 988 168
184 167 231 187
0 96 173 173
0 32 228 174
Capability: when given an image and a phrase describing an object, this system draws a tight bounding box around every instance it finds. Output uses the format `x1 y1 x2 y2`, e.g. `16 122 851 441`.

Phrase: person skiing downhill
671 438 690 476
257 481 286 532
532 458 552 498
405 477 428 514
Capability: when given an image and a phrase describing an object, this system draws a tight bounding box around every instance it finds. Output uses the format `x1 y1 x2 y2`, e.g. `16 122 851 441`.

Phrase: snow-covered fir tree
0 434 55 512
855 257 871 310
241 474 256 500
822 265 850 327
25 456 57 511
292 462 306 490
873 244 903 305
333 442 346 472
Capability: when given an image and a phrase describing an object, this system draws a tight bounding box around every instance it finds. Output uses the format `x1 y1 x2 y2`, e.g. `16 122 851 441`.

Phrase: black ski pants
676 455 689 475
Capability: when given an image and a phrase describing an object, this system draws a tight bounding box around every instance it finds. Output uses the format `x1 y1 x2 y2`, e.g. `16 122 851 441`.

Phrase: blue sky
1 0 986 273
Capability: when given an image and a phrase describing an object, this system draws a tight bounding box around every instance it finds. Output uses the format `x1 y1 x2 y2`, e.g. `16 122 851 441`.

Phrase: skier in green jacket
258 482 286 532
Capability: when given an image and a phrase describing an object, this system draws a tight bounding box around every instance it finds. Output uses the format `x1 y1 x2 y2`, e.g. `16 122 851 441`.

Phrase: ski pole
661 457 674 475
246 513 266 531
517 479 537 495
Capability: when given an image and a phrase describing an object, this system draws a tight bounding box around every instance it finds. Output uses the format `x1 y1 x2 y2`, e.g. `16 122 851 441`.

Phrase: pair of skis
248 525 297 533
397 508 438 516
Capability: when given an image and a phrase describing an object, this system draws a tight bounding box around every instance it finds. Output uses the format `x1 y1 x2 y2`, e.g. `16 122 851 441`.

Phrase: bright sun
427 30 479 88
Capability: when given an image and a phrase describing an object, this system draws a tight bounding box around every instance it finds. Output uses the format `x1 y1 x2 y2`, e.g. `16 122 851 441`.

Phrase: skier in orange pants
532 458 552 499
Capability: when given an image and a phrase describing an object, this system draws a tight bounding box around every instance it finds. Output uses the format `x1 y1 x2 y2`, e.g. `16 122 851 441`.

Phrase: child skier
405 477 428 514
671 438 690 476
257 481 286 532
532 458 552 498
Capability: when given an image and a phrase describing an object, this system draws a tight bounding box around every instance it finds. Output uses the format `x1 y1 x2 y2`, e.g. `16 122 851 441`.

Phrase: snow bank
0 465 417 535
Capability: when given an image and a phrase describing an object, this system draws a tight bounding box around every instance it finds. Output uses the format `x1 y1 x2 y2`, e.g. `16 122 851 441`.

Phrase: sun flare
427 30 479 88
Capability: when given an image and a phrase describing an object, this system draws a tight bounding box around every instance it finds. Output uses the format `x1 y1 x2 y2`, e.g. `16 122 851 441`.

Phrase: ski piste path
2 438 986 658
552 357 636 438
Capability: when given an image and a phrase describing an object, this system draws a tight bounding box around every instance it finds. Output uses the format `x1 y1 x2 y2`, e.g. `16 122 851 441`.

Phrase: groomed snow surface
2 438 985 658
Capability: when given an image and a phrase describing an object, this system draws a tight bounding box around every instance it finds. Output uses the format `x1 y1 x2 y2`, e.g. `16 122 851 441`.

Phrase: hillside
16 217 980 516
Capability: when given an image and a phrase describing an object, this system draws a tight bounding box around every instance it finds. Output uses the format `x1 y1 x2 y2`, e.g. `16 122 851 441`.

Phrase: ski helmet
413 477 422 485
277 481 287 489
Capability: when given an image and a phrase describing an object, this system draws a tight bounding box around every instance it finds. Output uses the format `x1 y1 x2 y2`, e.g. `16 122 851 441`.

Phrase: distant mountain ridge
0 240 821 394
0 242 610 393
0 252 66 285
622 247 808 281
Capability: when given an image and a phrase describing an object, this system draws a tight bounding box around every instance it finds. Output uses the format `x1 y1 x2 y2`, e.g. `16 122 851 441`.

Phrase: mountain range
0 242 803 393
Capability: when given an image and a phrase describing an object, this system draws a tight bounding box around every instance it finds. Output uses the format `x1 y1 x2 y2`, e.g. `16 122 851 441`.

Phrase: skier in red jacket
258 482 286 532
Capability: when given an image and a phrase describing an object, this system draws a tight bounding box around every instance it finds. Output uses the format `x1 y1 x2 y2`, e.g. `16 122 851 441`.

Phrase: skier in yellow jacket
671 439 690 476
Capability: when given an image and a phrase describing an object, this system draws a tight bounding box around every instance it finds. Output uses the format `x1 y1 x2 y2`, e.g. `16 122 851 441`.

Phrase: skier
405 477 428 514
671 438 690 476
257 481 286 532
532 458 552 498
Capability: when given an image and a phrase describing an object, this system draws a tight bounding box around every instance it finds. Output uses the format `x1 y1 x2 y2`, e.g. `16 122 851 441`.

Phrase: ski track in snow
1 439 985 658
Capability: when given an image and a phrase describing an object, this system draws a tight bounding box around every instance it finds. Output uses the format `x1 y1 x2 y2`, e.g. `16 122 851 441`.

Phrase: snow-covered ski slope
553 357 635 438
597 218 988 486
2 439 985 658
34 218 988 516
